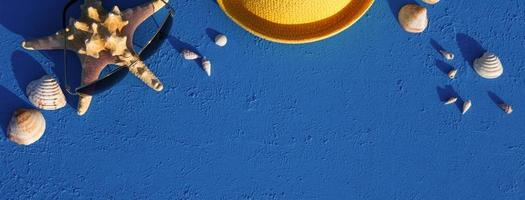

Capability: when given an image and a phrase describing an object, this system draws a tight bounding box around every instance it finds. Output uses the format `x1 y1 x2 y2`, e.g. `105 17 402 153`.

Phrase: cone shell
214 34 228 47
202 58 212 77
181 50 199 60
462 100 472 115
500 104 513 114
474 52 503 79
8 109 46 145
444 97 457 105
448 69 458 79
440 50 454 60
398 4 428 33
26 75 67 110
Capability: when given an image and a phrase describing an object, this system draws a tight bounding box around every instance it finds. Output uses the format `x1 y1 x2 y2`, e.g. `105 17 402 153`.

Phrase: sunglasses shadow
0 86 32 137
167 36 203 66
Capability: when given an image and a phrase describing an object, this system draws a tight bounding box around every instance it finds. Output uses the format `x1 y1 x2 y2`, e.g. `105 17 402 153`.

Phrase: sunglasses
62 0 174 96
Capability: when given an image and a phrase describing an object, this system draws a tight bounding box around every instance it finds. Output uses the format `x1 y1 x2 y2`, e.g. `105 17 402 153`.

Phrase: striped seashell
8 109 46 145
26 75 67 110
473 52 503 79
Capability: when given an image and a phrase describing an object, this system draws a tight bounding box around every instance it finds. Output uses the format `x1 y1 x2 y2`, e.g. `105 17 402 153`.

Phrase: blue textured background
1 0 525 199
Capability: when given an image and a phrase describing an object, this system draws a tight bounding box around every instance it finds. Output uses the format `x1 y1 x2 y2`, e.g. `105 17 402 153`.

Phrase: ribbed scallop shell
474 52 503 79
8 109 46 145
26 75 67 110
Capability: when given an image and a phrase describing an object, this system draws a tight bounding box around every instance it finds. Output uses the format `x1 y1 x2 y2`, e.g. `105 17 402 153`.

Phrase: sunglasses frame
62 0 174 96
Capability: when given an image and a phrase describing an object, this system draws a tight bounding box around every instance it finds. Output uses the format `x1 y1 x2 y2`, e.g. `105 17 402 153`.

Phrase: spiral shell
8 109 46 146
474 52 503 79
26 75 67 110
398 4 428 33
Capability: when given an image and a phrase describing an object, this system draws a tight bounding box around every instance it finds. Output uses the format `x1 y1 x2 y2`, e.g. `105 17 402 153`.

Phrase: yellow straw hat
217 0 375 44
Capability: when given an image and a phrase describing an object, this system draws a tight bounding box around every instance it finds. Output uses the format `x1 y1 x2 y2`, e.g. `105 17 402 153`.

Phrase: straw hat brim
217 0 375 44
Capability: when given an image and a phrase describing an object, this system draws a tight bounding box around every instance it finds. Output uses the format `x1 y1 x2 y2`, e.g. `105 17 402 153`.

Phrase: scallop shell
398 4 428 33
181 49 200 60
448 69 458 79
26 75 66 110
422 0 440 5
462 100 472 115
8 109 46 146
499 104 513 114
444 97 457 105
214 34 228 47
202 58 212 77
473 52 503 79
440 50 454 60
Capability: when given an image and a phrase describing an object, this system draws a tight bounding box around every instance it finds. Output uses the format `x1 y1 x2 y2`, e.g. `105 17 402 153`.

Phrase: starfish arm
22 31 67 50
123 0 169 33
127 58 163 91
77 54 113 115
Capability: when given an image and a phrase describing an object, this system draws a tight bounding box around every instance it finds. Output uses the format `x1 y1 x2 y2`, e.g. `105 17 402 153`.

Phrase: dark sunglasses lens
139 13 173 59
76 67 128 95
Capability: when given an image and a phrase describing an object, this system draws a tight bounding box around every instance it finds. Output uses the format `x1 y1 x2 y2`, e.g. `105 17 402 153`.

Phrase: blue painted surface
1 0 525 199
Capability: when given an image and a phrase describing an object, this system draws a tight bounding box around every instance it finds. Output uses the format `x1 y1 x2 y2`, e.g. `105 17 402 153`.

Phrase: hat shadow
436 85 464 112
0 86 32 138
456 33 486 69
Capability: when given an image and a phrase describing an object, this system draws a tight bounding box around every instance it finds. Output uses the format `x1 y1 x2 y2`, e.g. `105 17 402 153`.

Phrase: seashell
201 58 212 77
181 49 200 60
474 52 503 79
499 104 513 114
444 97 457 105
422 0 440 5
462 100 472 115
398 4 428 33
26 75 67 110
440 50 454 60
448 68 458 79
214 34 228 47
8 109 46 146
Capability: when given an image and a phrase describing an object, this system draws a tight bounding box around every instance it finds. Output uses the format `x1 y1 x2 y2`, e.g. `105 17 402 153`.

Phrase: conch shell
8 109 46 146
26 75 67 110
398 4 428 33
474 52 503 79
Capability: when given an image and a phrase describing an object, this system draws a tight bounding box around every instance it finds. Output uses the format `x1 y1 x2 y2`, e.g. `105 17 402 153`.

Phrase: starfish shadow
0 86 32 137
436 85 463 112
168 36 203 66
456 33 486 69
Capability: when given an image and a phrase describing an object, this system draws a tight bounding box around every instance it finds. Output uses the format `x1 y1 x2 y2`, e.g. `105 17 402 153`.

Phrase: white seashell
201 58 212 77
473 52 503 79
422 0 440 5
440 50 454 60
26 75 67 110
462 100 472 115
8 109 46 146
448 68 458 79
499 104 513 114
181 49 200 60
398 4 428 33
214 34 228 47
444 97 457 105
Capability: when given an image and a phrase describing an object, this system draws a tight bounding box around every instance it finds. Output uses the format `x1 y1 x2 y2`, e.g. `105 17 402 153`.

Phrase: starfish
22 0 168 115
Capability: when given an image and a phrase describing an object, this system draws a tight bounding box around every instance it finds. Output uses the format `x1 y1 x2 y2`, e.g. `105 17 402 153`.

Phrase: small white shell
201 58 212 77
462 100 472 115
8 109 46 145
444 97 457 105
448 68 458 79
499 104 513 114
214 34 228 47
26 75 66 110
422 0 440 5
474 52 503 79
440 50 454 60
181 50 200 60
398 4 428 33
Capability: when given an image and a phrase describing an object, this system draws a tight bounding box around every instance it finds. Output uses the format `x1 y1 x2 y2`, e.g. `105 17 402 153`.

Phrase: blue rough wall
1 0 525 199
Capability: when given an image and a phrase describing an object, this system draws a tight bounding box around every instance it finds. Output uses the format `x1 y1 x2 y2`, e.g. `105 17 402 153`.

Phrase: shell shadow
386 0 417 20
0 86 32 138
430 39 445 55
487 91 505 105
456 33 486 69
436 85 464 112
11 51 47 94
205 28 222 43
435 59 454 75
167 36 202 66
